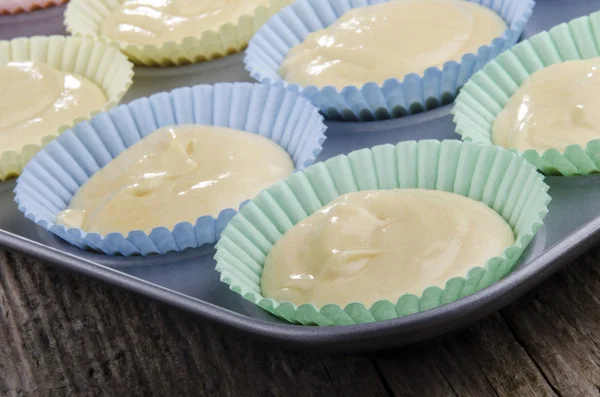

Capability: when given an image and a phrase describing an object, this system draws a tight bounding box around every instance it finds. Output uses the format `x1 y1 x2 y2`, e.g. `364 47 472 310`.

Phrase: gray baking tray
0 0 597 354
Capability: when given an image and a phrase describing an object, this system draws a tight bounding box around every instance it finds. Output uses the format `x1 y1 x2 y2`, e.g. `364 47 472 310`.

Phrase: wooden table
2 245 600 397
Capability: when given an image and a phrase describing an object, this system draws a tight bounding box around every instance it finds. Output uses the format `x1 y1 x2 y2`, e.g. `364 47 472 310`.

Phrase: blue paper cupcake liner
14 83 327 256
244 0 535 121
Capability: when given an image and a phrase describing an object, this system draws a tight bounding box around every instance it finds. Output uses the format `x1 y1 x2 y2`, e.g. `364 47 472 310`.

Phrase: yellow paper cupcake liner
0 35 134 180
64 0 293 67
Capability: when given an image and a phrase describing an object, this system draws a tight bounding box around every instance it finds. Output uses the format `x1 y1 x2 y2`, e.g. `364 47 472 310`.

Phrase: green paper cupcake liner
214 140 551 326
453 11 600 176
0 35 134 180
64 0 292 67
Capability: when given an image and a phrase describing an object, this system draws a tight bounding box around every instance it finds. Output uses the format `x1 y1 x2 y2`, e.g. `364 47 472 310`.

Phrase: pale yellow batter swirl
56 125 294 235
493 59 600 153
100 0 270 46
0 62 106 153
260 189 515 308
279 0 507 89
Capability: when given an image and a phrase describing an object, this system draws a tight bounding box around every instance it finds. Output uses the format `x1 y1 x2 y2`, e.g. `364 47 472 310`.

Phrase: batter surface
56 125 294 235
279 0 507 89
0 61 106 152
100 0 270 46
260 189 515 308
493 59 600 152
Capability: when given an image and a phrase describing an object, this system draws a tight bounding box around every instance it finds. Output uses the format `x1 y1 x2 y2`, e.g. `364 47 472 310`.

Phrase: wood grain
3 246 600 396
502 247 600 396
0 251 380 397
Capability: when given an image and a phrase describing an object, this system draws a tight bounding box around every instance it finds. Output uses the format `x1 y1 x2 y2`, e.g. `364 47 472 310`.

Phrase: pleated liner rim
0 35 134 180
64 0 293 67
214 140 551 326
453 10 600 176
244 0 535 121
14 83 327 256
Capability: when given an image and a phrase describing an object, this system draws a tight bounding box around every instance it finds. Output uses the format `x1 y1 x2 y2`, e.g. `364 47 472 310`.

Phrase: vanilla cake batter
100 0 270 46
0 61 106 152
56 125 295 235
261 189 515 307
279 0 507 89
493 59 600 152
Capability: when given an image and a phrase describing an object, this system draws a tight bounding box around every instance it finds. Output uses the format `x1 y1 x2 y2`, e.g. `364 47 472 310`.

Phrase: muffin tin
1 0 599 353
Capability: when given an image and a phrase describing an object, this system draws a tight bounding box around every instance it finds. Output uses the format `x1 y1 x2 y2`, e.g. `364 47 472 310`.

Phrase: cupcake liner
0 0 67 15
244 0 535 122
0 35 134 181
214 140 550 325
453 11 600 176
64 0 293 67
14 83 327 256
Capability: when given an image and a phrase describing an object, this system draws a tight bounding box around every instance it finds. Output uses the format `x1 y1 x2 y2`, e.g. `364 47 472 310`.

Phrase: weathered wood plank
5 246 600 397
376 352 459 397
319 354 390 397
0 251 385 397
502 246 600 397
376 312 557 397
